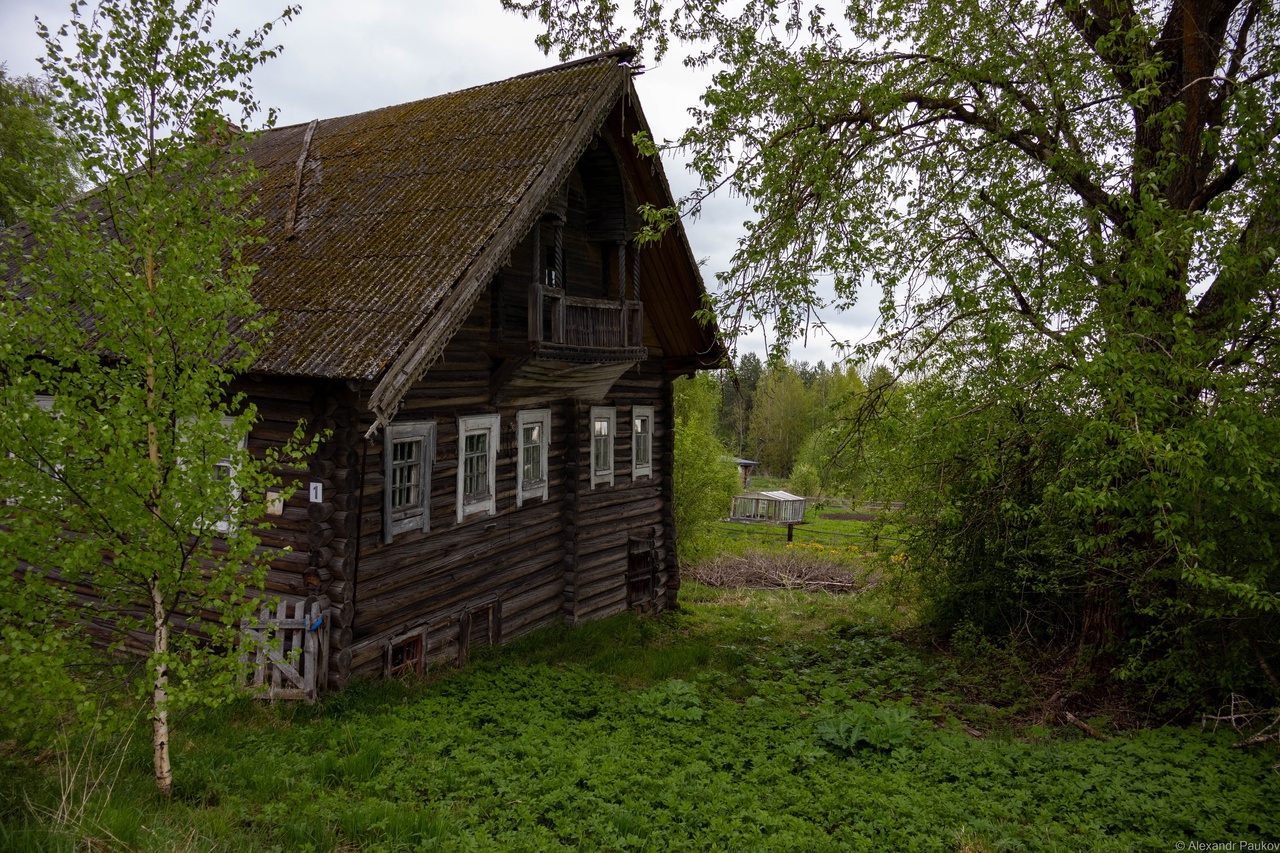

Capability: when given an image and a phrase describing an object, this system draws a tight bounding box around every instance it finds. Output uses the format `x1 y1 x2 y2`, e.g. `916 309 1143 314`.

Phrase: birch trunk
150 576 172 798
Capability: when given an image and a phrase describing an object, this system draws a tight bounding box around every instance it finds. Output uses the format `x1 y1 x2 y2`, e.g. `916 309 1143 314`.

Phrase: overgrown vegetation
2 578 1276 851
506 0 1280 714
671 374 738 563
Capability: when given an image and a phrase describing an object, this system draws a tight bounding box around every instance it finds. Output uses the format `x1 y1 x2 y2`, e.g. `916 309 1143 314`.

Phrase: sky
0 0 879 366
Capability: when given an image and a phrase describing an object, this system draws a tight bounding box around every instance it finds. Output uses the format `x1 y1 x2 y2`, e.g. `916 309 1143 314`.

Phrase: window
517 409 550 506
590 406 615 489
632 405 654 480
31 395 57 477
457 414 499 522
211 415 246 534
178 414 245 535
384 420 434 543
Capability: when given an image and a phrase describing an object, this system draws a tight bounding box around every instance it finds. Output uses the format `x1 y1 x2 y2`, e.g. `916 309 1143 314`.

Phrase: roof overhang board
364 64 631 438
607 94 726 368
494 358 639 406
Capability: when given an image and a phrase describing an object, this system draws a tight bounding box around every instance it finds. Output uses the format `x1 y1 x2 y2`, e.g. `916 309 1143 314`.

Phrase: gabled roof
2 49 722 428
239 48 720 427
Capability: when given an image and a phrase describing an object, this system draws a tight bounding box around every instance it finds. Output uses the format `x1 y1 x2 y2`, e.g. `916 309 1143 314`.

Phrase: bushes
672 375 739 563
871 377 1280 713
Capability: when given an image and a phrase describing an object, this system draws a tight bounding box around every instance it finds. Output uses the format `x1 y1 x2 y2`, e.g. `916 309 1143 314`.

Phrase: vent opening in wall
458 599 502 664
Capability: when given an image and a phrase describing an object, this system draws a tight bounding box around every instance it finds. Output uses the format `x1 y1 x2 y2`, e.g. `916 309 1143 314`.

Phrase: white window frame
590 406 615 489
631 405 654 480
456 414 500 522
516 409 551 507
177 414 245 535
211 415 246 535
384 420 435 543
32 394 57 477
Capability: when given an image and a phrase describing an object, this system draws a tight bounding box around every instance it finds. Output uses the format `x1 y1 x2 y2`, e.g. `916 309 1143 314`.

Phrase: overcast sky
0 0 877 366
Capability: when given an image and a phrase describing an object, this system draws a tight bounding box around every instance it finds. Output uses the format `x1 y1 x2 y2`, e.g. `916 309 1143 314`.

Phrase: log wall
311 310 675 687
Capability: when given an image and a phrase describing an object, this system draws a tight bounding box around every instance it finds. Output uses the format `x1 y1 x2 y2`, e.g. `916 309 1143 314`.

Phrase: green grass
2 584 1277 852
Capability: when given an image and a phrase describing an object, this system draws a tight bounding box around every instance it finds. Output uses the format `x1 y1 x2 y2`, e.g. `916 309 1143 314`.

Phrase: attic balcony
528 285 647 364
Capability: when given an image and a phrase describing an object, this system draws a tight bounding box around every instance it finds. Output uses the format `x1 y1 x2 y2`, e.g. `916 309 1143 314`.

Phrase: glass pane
390 438 421 510
634 416 650 467
464 431 489 500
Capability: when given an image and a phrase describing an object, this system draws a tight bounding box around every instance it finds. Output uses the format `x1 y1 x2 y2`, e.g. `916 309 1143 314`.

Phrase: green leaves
0 0 302 783
504 0 1280 707
637 678 705 720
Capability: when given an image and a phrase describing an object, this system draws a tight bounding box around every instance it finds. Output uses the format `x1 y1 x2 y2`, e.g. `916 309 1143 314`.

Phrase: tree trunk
150 576 172 798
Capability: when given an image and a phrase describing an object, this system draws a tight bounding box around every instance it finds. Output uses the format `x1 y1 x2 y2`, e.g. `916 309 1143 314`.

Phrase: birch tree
0 0 300 795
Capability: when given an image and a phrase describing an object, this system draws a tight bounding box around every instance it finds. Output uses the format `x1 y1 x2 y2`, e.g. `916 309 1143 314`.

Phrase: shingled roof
3 49 720 428
238 47 718 427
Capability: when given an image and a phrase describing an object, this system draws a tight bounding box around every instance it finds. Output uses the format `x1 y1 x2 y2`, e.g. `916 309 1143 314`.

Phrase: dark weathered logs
307 522 334 547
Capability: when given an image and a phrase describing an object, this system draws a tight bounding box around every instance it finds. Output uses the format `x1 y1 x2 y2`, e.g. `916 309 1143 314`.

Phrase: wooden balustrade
530 285 643 354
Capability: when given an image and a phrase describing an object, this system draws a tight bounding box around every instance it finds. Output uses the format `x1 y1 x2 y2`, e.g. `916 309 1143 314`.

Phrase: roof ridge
260 46 637 134
507 46 638 82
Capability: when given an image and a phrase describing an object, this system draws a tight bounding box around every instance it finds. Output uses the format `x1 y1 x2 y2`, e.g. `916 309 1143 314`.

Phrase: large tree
0 0 300 794
505 0 1280 705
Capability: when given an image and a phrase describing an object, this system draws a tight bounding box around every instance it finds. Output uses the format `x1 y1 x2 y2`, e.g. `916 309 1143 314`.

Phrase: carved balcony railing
528 284 646 363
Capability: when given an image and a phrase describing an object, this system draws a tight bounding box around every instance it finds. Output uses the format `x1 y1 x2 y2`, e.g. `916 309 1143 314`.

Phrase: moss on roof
243 51 631 379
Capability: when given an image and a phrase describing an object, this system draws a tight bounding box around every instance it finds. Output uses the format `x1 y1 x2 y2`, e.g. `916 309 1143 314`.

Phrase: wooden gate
242 598 329 703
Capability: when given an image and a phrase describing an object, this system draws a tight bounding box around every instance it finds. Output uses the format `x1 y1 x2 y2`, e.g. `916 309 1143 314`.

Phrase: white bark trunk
151 577 172 798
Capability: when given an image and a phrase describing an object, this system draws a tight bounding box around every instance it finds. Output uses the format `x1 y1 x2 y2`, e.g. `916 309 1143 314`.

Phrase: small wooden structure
731 490 807 524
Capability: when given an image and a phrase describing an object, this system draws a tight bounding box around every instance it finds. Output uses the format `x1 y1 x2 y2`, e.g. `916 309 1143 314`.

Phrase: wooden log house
216 48 722 690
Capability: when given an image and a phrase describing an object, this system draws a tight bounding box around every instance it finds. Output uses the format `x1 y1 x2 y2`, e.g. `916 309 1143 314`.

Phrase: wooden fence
242 598 329 703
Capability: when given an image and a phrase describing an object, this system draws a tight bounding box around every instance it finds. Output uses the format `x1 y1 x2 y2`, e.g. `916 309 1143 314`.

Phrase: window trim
384 420 435 544
456 414 500 522
516 409 551 507
631 405 654 480
590 406 615 489
212 415 246 535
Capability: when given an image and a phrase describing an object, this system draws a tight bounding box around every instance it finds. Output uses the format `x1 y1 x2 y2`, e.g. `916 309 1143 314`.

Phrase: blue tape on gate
308 616 323 631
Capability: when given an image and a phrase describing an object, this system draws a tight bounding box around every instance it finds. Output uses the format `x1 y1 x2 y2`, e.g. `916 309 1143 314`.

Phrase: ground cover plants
3 570 1277 853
